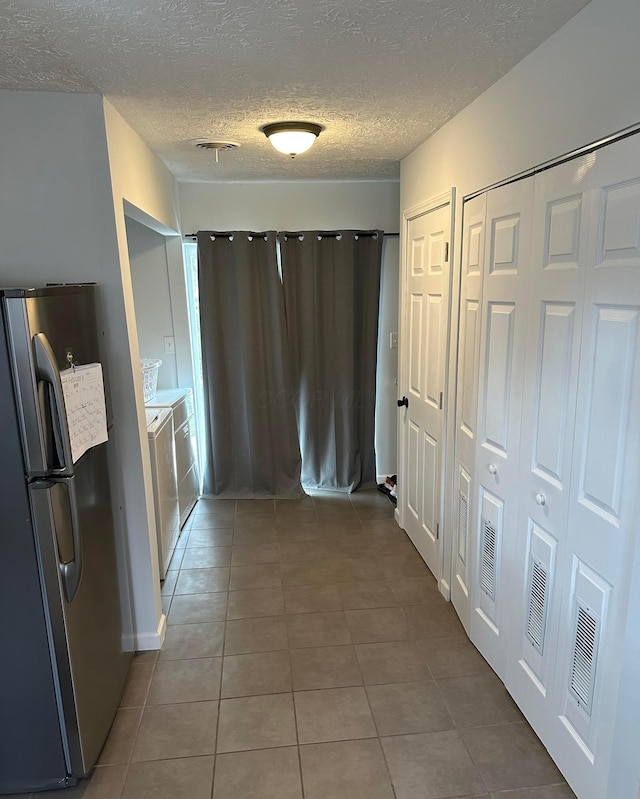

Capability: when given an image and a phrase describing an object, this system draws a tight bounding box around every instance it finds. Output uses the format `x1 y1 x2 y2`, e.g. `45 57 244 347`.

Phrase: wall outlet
390 332 398 349
163 336 175 354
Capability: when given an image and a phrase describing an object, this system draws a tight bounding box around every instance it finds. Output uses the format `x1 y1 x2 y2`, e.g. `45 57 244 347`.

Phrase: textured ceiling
0 0 591 181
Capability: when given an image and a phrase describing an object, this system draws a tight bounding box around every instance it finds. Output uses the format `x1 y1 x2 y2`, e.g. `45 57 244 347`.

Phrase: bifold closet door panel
505 158 591 736
548 134 640 799
452 193 486 630
470 177 533 680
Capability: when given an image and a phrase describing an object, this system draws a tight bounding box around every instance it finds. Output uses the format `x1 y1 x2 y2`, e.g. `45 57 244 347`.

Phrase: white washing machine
145 388 200 528
146 408 180 579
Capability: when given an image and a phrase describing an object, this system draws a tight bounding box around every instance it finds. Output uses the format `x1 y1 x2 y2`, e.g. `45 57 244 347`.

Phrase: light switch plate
164 336 175 354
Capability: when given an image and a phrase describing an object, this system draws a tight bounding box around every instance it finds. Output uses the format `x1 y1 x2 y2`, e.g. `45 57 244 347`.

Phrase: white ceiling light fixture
261 122 323 158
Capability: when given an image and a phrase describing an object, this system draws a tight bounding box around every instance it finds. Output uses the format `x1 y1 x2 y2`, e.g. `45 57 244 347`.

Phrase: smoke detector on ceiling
190 139 241 163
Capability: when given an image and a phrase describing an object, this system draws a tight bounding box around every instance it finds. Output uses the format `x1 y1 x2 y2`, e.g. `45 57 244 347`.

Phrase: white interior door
548 134 640 799
506 157 591 735
471 177 533 679
451 193 486 629
399 192 453 582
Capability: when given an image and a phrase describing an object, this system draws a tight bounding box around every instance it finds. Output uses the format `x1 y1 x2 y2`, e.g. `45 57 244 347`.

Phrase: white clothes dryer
146 408 179 579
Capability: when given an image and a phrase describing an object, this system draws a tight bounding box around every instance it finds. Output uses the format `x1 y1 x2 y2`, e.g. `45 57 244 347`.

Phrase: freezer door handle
31 477 84 602
33 332 74 476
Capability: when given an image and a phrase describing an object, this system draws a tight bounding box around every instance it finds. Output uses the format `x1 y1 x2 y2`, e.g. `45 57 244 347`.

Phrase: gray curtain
197 231 303 498
279 230 383 492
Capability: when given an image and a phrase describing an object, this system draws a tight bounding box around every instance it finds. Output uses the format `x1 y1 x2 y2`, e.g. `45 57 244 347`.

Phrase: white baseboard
134 613 167 652
439 578 451 602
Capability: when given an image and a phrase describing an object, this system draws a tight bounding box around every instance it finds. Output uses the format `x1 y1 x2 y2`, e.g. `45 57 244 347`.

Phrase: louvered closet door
452 193 486 629
547 134 640 799
471 177 533 679
506 158 591 735
400 197 452 580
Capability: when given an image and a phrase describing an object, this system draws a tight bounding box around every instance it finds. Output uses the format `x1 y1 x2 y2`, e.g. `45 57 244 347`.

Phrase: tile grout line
430 669 496 796
290 685 307 799
117 646 160 798
359 651 401 799
115 494 420 798
209 499 236 798
213 518 232 771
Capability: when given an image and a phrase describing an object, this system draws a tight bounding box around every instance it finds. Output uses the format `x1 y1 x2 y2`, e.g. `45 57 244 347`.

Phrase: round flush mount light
261 122 323 158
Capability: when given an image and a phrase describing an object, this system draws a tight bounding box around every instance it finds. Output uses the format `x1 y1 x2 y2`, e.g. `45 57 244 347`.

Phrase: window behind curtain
183 241 205 490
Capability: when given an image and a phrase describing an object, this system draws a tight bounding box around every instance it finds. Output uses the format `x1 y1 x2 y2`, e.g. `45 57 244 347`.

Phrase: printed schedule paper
60 363 108 463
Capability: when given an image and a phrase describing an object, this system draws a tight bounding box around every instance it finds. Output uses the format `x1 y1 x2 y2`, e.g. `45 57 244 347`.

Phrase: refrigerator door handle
59 477 83 602
31 477 84 603
33 333 74 476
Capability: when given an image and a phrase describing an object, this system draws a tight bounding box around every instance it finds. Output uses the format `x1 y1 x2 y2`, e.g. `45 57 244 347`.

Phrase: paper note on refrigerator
60 363 109 464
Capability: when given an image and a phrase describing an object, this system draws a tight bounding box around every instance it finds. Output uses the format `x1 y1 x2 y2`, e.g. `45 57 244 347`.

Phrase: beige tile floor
27 489 576 799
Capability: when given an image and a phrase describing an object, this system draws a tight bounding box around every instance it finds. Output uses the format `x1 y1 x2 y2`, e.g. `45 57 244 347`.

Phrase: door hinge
439 391 444 410
444 242 449 262
436 522 440 540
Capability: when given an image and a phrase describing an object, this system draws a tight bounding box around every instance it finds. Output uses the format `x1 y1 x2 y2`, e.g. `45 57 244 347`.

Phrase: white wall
104 102 181 236
126 217 178 390
180 180 400 479
401 0 640 208
179 180 399 234
0 91 139 644
399 0 640 794
0 92 183 650
401 0 640 596
102 99 183 649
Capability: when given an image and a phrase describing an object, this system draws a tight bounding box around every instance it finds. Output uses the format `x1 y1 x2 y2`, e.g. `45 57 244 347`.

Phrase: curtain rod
464 118 640 201
182 231 399 241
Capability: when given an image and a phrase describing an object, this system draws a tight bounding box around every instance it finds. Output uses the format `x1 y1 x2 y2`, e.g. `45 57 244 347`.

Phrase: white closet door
471 177 533 679
399 195 452 581
548 134 640 799
506 158 591 734
452 193 486 629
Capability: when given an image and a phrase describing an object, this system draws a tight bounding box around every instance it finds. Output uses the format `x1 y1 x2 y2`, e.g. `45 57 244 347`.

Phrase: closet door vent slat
480 516 497 599
458 491 469 564
526 556 549 654
569 601 600 716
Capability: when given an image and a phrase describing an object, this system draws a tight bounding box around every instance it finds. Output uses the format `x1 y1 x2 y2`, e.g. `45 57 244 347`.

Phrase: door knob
535 493 547 506
488 464 498 475
397 396 409 408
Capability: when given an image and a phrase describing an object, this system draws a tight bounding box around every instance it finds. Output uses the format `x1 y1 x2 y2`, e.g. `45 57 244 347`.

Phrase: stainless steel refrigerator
0 284 133 793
